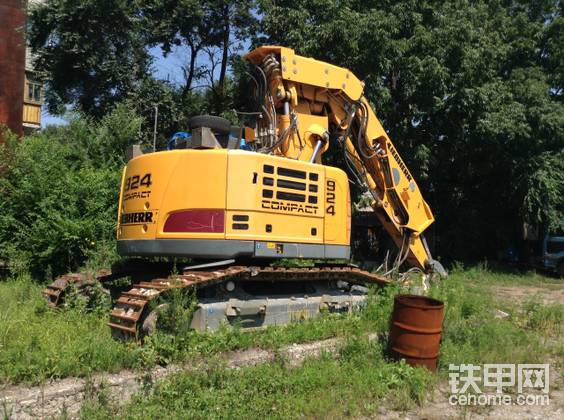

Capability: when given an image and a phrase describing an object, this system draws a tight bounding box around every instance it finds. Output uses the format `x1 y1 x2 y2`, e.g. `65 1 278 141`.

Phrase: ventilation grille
232 214 249 230
261 164 320 206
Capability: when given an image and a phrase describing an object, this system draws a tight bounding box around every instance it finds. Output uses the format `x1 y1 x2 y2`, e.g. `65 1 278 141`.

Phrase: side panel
226 210 324 244
118 148 351 259
118 150 227 241
323 167 350 246
156 151 227 240
226 151 324 244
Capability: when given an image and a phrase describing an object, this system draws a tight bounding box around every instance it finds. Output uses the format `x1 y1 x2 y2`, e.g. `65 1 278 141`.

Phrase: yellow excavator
43 46 445 338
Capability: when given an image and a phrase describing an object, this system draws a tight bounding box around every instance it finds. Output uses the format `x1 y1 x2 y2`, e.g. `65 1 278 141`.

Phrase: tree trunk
182 43 199 98
218 5 230 92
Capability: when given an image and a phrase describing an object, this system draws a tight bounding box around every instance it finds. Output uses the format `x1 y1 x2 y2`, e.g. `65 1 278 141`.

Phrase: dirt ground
384 384 564 419
492 284 564 305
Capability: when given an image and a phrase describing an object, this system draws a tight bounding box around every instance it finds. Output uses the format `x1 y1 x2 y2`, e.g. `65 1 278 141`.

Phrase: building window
25 81 42 104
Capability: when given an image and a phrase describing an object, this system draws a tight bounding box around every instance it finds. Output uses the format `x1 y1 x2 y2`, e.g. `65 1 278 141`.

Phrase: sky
41 111 66 127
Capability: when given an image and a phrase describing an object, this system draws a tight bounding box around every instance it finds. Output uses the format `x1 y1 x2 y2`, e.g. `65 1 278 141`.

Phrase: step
110 309 140 322
137 282 169 289
115 297 147 307
107 322 136 334
122 290 153 300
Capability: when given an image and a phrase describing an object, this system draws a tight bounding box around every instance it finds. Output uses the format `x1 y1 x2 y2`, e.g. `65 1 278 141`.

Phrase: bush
0 105 142 279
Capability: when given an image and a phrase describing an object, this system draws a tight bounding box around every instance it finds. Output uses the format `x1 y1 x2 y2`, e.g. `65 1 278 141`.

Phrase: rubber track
108 265 389 339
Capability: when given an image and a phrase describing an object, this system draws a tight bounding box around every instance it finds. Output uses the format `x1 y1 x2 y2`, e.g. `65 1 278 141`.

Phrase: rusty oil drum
389 294 445 371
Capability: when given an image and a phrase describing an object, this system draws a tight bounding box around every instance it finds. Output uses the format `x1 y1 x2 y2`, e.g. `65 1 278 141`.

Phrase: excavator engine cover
117 149 351 260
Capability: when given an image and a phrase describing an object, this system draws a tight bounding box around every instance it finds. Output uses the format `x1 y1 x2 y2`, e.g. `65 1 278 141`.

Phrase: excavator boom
244 46 436 271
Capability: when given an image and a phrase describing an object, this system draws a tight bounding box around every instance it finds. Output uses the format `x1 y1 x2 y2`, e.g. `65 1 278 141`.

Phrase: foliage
126 78 207 149
519 151 564 233
521 296 563 336
88 345 431 419
62 280 112 314
28 0 151 118
260 0 564 260
0 106 141 278
153 288 199 336
430 264 562 368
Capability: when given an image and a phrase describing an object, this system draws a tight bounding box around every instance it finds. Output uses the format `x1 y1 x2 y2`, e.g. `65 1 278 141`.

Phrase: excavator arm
245 46 443 274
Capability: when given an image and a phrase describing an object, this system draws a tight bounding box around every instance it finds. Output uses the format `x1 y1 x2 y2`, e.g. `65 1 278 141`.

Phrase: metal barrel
0 0 26 140
389 294 445 371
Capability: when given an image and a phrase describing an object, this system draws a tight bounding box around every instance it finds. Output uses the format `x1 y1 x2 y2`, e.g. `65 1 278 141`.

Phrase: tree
142 0 258 110
142 0 207 96
127 77 208 149
28 0 152 118
260 0 564 260
26 0 563 264
519 151 564 233
29 1 258 128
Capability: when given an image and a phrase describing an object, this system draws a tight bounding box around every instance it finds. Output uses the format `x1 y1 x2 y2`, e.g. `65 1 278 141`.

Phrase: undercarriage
42 260 389 339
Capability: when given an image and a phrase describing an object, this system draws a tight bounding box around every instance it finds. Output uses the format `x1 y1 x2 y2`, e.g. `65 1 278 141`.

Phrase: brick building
0 0 44 139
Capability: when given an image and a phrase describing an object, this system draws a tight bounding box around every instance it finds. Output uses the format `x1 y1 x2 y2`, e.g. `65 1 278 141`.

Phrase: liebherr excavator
43 46 445 338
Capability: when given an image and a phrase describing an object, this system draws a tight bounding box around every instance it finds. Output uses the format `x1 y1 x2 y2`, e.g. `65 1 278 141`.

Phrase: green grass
0 276 137 384
78 264 562 418
432 266 562 369
81 340 432 419
448 261 561 286
1 265 562 419
0 274 397 385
